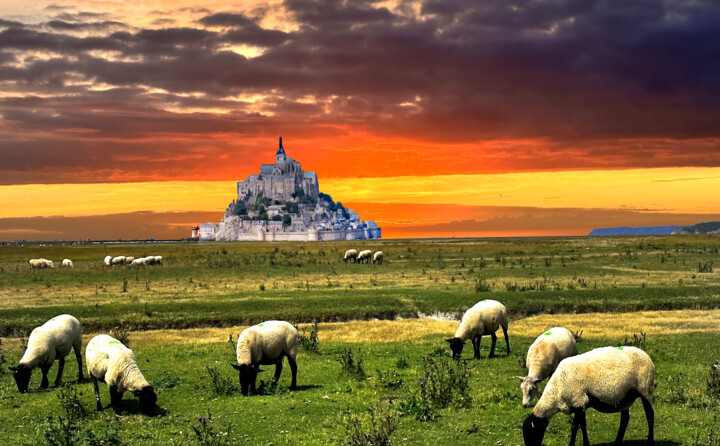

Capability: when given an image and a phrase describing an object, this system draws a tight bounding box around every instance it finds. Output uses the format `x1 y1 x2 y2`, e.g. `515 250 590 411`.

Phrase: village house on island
199 137 381 241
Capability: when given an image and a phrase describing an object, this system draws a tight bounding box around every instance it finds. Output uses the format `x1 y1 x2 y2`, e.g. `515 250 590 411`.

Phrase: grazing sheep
131 257 147 266
343 249 358 263
152 255 163 265
111 256 126 266
231 321 299 396
104 255 112 266
523 346 655 446
28 258 46 269
123 256 135 265
445 299 510 359
519 327 578 408
61 259 74 268
372 251 384 264
9 314 84 393
357 250 372 264
86 334 157 416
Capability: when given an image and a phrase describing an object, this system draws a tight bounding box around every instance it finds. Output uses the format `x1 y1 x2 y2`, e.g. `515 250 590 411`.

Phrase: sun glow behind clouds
1 167 719 220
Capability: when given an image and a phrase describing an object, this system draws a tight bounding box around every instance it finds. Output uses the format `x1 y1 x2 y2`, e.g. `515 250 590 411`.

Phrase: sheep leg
73 344 84 381
502 325 510 355
92 376 103 411
570 410 582 446
274 361 283 383
109 385 123 415
40 364 51 389
641 396 654 445
578 409 590 446
472 336 481 360
615 409 630 445
287 356 298 390
489 332 497 358
54 357 65 387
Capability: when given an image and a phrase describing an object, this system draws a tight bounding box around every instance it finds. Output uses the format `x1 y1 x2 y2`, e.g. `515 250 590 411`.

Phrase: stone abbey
199 137 381 241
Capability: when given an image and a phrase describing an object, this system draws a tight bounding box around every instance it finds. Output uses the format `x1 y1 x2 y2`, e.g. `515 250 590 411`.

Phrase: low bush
343 400 400 446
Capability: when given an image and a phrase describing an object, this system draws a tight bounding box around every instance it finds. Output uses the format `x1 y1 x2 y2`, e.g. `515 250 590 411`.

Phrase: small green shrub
621 331 647 350
299 321 320 354
339 348 366 381
707 361 720 400
474 278 491 292
111 324 130 347
402 355 472 421
205 365 237 396
572 330 584 343
192 411 234 446
343 400 400 446
375 369 403 390
698 261 714 273
395 355 410 369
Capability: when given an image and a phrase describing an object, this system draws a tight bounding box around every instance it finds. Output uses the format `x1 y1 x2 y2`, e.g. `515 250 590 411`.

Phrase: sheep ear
444 338 454 343
514 376 525 380
230 363 241 371
531 378 542 385
8 366 17 372
255 367 265 373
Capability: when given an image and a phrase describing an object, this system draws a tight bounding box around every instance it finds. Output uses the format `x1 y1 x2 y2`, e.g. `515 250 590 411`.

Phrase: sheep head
9 364 31 393
231 363 264 396
134 385 157 415
445 337 465 359
522 413 549 446
520 377 542 408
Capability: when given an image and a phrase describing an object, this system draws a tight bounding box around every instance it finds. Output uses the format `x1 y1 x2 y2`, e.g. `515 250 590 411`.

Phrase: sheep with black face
231 321 299 396
523 346 655 446
86 334 157 416
445 299 510 359
9 314 84 393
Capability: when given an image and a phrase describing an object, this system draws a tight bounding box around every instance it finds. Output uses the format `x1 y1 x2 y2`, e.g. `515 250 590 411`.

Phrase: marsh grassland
1 235 719 445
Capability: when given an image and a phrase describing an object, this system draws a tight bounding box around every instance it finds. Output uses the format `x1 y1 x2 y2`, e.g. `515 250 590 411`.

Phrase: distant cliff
589 221 720 236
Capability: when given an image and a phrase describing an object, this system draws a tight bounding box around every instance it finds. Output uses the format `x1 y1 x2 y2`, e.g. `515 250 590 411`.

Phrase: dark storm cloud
2 0 720 183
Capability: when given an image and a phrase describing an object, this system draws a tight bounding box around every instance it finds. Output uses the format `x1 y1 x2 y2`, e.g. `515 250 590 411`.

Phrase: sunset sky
1 0 720 240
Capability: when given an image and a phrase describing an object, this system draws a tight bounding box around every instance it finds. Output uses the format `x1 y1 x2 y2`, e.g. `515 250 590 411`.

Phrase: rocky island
199 137 381 241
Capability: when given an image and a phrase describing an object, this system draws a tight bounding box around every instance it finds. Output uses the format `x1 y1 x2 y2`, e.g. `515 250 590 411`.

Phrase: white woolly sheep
231 320 299 396
123 256 135 265
86 334 157 416
356 250 372 264
343 249 358 263
446 299 510 359
152 255 163 265
111 256 126 265
104 255 112 266
61 259 74 268
519 327 578 408
523 346 655 446
29 258 54 269
9 314 84 393
130 257 147 266
372 251 383 264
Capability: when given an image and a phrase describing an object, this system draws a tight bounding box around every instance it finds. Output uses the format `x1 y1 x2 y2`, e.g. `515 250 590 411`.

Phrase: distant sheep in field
9 314 84 393
356 250 372 264
446 299 510 359
86 334 157 416
523 346 655 446
519 327 578 408
343 249 358 263
131 257 147 266
372 251 383 264
111 256 126 266
61 259 74 268
28 258 54 269
231 321 299 396
152 255 163 265
104 255 112 266
123 256 135 265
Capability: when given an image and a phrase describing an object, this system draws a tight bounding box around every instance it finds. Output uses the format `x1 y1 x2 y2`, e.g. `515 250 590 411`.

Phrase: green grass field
1 235 719 445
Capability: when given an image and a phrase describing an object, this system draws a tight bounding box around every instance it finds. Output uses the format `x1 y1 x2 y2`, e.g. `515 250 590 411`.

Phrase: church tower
276 136 286 163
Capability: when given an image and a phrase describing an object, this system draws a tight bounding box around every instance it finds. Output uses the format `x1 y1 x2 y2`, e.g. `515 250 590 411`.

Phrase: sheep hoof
96 403 103 412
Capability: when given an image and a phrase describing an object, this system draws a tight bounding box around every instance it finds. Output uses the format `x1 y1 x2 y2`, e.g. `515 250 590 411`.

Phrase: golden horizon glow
2 166 720 219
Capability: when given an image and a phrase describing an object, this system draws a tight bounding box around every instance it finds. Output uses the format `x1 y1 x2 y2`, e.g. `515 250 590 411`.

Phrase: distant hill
589 221 720 236
589 226 680 236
